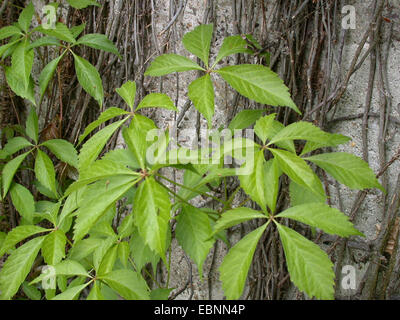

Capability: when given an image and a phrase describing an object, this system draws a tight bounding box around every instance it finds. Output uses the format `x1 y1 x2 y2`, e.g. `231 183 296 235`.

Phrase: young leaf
2 151 31 197
10 183 35 224
217 65 300 113
228 109 265 130
41 230 67 265
182 24 213 68
305 152 384 192
0 236 45 300
268 121 350 147
36 23 76 43
0 26 22 40
73 179 136 242
213 207 266 235
0 225 49 258
133 177 171 258
72 52 104 107
67 0 100 9
175 205 214 279
270 148 325 197
79 107 129 144
188 74 214 126
116 81 136 110
18 2 35 33
2 137 33 156
26 107 38 144
214 35 250 66
275 223 335 300
100 269 150 300
42 139 78 168
77 33 121 59
219 223 268 300
277 203 363 237
136 93 178 112
35 149 57 197
52 283 89 300
39 54 65 100
144 54 204 76
78 118 128 170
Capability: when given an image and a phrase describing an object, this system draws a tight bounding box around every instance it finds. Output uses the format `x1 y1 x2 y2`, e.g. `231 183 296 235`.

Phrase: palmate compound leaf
133 177 171 260
276 203 364 237
219 223 268 300
175 205 214 279
0 236 45 300
275 223 335 300
216 64 300 114
305 152 385 192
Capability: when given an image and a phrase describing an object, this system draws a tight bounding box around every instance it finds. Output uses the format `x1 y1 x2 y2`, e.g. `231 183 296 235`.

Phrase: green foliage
0 12 383 301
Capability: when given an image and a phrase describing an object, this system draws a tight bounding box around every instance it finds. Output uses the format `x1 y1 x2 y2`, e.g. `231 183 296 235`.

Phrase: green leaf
77 33 121 59
2 137 33 156
150 288 173 300
78 118 128 170
18 2 35 33
129 230 160 273
213 207 266 235
214 35 250 66
116 81 136 110
87 282 104 300
289 181 326 207
239 151 281 212
39 54 65 100
97 244 118 276
2 151 31 197
0 236 45 300
79 107 129 144
219 223 267 300
144 54 204 76
73 178 136 242
277 203 363 237
41 230 67 265
10 183 35 224
217 65 300 113
35 149 57 197
305 152 384 192
188 74 214 126
0 26 22 40
36 23 76 43
268 122 350 147
68 238 101 261
300 134 351 156
117 241 130 268
182 24 213 68
175 205 214 279
275 223 335 300
42 139 78 168
228 109 265 130
133 177 171 259
67 0 100 9
5 66 35 105
70 23 86 39
122 114 156 169
270 148 325 197
136 93 178 112
52 283 89 300
26 107 38 144
101 148 139 169
100 269 150 300
22 281 41 300
10 39 34 95
72 52 104 107
27 36 60 50
0 225 48 258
